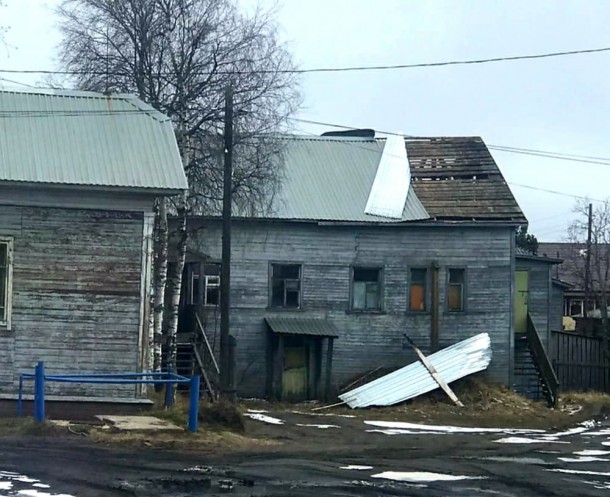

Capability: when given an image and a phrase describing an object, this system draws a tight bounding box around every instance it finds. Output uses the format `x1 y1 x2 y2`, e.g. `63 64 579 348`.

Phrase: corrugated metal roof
339 333 491 408
0 89 187 192
265 316 339 337
267 136 429 223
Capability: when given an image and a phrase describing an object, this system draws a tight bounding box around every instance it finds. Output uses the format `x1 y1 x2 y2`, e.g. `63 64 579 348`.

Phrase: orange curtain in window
410 284 425 311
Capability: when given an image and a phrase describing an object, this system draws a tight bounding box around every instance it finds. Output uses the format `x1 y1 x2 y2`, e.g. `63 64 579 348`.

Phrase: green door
282 340 308 400
514 270 529 333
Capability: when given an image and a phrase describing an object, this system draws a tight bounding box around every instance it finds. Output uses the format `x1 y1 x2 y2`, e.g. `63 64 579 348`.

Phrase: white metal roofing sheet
339 333 492 408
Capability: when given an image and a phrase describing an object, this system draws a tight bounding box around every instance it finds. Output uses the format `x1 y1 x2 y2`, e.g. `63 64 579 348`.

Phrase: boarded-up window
448 268 465 312
352 267 382 311
271 264 301 308
0 239 13 327
409 268 427 311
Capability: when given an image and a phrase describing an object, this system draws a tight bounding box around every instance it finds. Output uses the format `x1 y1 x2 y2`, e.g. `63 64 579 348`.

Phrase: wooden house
179 131 561 403
0 89 186 404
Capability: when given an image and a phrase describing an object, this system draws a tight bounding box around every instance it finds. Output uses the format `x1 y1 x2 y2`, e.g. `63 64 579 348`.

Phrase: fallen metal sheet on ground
339 333 491 408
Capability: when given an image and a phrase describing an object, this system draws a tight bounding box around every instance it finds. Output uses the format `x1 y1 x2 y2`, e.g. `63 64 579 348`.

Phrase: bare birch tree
568 199 610 354
56 0 299 373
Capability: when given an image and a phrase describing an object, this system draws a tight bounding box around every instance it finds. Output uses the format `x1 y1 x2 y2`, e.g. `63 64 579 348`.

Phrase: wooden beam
404 334 464 407
430 262 440 352
325 337 334 401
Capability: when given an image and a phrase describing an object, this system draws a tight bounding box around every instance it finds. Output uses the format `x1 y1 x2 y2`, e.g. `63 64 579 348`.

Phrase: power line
1 45 610 77
291 117 610 167
489 146 610 167
507 182 605 203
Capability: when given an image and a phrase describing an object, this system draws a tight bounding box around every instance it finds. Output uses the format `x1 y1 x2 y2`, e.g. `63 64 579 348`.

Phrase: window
271 264 301 308
568 299 584 317
203 264 221 306
409 268 427 311
448 268 465 312
189 270 200 305
0 238 13 328
352 267 382 311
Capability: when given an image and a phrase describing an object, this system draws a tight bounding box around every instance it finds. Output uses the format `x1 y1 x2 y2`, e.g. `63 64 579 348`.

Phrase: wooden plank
192 343 216 401
195 313 220 374
404 334 464 407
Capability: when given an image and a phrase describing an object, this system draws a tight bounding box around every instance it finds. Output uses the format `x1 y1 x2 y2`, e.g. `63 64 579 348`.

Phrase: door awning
265 317 339 338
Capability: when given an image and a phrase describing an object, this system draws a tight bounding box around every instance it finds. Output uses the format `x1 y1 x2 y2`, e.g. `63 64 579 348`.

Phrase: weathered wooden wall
0 206 144 398
189 220 515 398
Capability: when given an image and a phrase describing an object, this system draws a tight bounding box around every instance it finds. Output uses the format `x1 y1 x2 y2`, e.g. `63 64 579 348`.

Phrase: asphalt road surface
1 410 609 496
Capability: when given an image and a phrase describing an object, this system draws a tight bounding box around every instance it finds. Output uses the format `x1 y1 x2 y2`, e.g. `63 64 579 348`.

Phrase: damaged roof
265 134 525 224
0 88 187 193
407 137 526 222
268 136 429 223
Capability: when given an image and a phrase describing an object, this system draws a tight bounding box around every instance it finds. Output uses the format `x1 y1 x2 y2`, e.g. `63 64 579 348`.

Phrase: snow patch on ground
246 409 268 414
574 449 610 456
295 424 340 429
0 481 12 490
292 411 356 418
340 465 373 470
366 429 443 436
558 456 610 463
243 413 284 425
372 471 486 482
364 420 543 434
547 468 610 477
494 437 569 445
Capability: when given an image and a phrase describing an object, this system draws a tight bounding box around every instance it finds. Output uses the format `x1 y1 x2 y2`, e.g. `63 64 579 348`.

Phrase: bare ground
1 383 609 496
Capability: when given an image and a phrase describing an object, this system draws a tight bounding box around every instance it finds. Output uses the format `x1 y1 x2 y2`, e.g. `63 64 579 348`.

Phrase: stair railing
526 313 560 407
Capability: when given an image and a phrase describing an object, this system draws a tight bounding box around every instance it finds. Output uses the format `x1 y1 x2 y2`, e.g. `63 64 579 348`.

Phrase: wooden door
282 337 308 400
514 270 529 333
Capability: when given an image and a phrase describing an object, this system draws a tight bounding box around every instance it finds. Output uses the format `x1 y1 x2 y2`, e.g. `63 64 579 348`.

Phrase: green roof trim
265 316 339 338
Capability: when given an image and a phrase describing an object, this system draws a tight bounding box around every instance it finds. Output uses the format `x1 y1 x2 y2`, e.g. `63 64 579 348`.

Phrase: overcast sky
2 0 610 242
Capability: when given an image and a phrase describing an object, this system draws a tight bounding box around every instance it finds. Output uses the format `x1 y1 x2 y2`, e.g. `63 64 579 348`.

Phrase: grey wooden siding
516 258 552 348
0 206 144 398
190 220 514 398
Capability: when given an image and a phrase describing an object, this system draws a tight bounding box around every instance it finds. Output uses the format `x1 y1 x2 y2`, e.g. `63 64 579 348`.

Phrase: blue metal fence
18 362 201 432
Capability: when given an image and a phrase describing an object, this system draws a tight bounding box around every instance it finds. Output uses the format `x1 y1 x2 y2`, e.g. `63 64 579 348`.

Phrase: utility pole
584 202 593 317
220 86 234 401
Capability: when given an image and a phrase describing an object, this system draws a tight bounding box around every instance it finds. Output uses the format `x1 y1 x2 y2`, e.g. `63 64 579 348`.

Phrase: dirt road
1 408 609 496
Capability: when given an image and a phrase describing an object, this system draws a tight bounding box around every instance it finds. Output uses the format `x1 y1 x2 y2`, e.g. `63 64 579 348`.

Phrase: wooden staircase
513 314 560 407
175 313 219 401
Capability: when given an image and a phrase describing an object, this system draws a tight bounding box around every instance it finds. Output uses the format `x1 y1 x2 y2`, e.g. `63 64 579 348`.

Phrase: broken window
448 268 465 312
409 268 427 311
0 238 13 328
271 264 301 308
189 269 200 305
352 267 382 311
203 263 221 306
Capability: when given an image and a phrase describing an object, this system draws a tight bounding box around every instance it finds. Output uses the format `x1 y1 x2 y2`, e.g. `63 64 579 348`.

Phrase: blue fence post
17 375 23 417
188 375 200 433
164 368 174 408
34 362 45 423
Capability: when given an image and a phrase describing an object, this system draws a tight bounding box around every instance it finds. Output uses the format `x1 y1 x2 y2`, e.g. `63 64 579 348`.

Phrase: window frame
269 262 303 310
0 237 13 330
447 267 466 313
350 265 384 313
202 263 221 307
408 267 428 312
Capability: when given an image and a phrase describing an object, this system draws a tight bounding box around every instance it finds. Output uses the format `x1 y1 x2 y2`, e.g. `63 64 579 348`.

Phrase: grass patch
199 400 246 433
0 417 67 436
